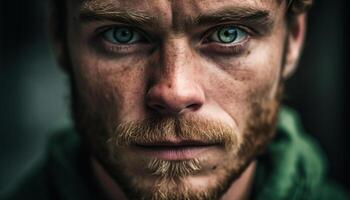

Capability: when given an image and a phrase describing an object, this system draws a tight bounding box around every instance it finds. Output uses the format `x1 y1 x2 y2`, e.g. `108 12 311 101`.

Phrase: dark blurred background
0 0 349 193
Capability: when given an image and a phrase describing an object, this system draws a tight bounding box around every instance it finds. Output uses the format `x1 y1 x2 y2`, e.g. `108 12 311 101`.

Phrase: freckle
119 65 129 73
246 50 251 56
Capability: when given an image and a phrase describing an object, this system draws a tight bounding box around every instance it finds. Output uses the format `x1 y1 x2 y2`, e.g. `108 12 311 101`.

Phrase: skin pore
53 0 306 199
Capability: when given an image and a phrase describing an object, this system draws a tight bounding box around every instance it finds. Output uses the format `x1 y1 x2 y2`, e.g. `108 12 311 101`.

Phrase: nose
146 39 205 115
147 78 205 115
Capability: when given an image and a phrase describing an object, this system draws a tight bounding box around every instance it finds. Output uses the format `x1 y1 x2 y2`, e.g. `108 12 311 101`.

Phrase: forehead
77 0 279 12
70 0 283 26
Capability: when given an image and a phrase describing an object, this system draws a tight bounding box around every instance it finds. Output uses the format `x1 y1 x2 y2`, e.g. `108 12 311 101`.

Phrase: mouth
134 140 219 161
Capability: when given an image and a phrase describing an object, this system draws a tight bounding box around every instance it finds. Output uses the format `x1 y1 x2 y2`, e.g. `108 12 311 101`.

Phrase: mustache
109 116 241 151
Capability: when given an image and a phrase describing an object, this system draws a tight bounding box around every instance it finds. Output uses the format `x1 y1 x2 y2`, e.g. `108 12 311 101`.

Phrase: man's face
63 0 296 199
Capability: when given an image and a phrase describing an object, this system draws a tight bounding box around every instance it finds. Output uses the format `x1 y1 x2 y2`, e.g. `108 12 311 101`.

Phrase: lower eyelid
105 43 134 52
202 35 251 47
96 37 154 55
199 36 250 55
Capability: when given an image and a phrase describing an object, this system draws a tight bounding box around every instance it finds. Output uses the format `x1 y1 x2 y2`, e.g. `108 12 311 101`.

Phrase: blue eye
209 26 247 44
103 27 144 44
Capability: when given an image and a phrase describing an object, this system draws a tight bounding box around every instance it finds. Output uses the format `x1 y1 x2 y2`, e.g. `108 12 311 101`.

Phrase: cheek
67 10 151 123
70 47 150 124
204 39 284 131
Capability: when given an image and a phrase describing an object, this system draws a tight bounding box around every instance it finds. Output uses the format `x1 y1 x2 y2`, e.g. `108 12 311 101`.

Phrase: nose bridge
156 37 196 92
146 37 205 115
160 37 191 81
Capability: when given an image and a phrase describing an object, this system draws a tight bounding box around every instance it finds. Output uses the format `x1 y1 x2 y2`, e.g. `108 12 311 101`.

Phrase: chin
100 146 252 200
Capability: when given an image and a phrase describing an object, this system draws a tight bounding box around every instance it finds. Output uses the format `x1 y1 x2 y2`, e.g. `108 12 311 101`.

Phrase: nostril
148 102 200 114
185 103 201 111
151 103 166 111
146 83 205 115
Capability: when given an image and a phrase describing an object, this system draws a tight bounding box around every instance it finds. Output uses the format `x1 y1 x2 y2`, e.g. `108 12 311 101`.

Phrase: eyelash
94 24 251 55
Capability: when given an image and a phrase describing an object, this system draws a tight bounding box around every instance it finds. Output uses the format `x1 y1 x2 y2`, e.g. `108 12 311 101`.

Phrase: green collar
253 106 326 200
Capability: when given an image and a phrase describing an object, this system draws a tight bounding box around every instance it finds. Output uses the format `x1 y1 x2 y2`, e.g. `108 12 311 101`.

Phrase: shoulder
309 181 350 200
0 162 59 200
0 129 77 200
254 106 350 200
1 128 105 200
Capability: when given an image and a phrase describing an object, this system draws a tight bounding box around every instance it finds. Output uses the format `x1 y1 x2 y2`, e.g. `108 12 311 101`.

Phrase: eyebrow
79 2 274 35
79 1 157 27
190 7 274 35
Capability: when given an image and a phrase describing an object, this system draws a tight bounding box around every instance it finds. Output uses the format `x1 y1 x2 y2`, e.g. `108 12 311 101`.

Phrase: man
1 0 349 199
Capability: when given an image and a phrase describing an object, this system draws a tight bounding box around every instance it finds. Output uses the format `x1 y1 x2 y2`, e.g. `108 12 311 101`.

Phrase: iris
210 26 247 44
113 28 134 43
218 27 238 43
103 27 143 44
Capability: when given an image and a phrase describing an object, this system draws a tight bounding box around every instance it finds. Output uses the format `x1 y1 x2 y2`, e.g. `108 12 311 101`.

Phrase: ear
282 14 307 79
48 1 71 73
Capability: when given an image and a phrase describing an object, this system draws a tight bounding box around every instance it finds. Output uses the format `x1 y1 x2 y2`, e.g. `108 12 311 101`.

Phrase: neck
91 157 256 200
221 161 256 200
91 158 127 200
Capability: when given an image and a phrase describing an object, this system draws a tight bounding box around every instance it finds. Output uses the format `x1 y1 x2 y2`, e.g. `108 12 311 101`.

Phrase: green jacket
1 107 349 200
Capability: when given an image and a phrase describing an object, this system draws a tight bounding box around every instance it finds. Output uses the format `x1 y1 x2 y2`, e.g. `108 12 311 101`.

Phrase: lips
134 139 218 160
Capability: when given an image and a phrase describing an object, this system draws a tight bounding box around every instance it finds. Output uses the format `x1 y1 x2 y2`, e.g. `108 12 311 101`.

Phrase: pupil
121 31 128 36
219 28 238 43
114 28 133 43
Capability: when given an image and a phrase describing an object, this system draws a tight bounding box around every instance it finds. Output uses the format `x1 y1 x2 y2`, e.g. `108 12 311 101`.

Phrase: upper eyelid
95 25 153 42
94 24 137 34
200 24 250 42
